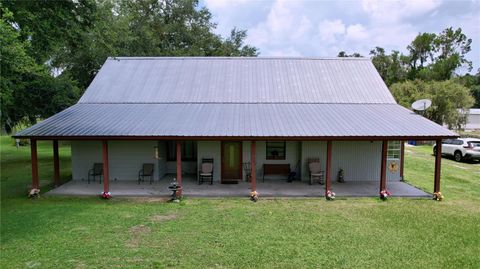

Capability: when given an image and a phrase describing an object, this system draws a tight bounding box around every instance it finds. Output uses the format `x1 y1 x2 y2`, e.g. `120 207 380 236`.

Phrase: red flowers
101 191 112 199
380 190 392 200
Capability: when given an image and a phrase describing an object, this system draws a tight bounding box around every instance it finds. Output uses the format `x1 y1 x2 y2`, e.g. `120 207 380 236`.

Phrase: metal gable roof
15 57 456 139
79 57 396 104
15 103 456 138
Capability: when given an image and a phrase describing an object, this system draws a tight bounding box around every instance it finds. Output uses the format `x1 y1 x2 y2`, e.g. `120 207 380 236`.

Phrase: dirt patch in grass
125 197 170 203
126 224 152 248
150 213 177 222
129 224 151 234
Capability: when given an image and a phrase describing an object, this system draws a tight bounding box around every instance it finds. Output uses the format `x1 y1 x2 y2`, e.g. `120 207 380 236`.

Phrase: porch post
434 139 442 193
251 141 256 191
176 141 182 194
53 140 60 187
102 140 109 193
31 139 39 189
380 140 388 193
325 140 332 197
400 140 405 180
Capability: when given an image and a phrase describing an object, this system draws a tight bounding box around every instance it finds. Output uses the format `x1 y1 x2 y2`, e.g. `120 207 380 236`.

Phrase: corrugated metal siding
16 103 456 137
331 141 382 181
301 141 327 182
157 141 167 178
71 141 102 180
197 141 221 182
80 57 395 104
301 141 401 182
72 140 159 181
242 141 300 180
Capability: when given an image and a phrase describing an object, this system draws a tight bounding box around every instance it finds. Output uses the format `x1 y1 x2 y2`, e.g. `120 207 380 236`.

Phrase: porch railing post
380 140 388 194
400 140 405 181
102 140 109 193
251 141 256 191
31 139 39 189
325 140 332 197
434 139 442 193
53 140 60 187
176 141 182 195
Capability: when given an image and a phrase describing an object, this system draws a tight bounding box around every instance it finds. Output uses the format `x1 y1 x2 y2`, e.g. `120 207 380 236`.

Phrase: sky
201 0 480 74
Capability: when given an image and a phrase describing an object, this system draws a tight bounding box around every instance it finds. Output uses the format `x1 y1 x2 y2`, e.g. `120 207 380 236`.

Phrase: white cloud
203 0 479 71
264 47 303 57
346 24 368 41
318 19 346 43
361 0 442 23
204 0 249 10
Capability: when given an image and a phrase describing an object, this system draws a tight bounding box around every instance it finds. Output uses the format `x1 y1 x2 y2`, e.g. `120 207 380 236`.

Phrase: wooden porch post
325 140 332 197
31 139 39 189
53 140 60 187
251 141 256 191
380 140 388 193
400 140 405 181
176 141 182 194
102 140 109 193
434 139 442 193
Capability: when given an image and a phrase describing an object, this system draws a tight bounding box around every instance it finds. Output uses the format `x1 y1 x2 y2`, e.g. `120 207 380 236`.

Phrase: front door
221 141 242 183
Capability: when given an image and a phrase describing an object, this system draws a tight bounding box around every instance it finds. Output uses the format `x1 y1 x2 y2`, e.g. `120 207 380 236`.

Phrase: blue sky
201 0 480 73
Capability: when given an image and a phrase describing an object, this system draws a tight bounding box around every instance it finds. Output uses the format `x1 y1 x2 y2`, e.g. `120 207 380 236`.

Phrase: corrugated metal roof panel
15 103 456 138
79 57 396 104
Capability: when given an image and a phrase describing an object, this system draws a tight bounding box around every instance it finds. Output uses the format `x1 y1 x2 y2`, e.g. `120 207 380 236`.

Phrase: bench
263 164 290 182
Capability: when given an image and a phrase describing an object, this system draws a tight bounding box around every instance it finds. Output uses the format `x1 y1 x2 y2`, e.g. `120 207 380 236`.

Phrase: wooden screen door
221 141 242 183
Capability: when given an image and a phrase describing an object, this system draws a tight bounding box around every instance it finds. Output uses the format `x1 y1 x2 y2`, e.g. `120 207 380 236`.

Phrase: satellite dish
411 99 432 111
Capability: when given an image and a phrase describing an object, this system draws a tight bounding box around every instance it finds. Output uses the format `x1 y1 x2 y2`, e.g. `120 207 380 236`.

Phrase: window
266 141 286 160
167 141 197 161
387 141 401 159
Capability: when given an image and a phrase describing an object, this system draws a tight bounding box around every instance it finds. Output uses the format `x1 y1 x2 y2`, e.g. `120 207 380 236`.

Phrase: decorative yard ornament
380 189 392 200
389 161 399 173
28 188 40 198
326 190 336 200
433 192 444 201
250 191 259 202
101 191 112 199
337 168 345 183
168 178 182 202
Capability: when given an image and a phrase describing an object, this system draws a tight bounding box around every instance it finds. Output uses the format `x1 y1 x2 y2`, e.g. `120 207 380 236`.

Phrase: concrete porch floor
47 175 430 198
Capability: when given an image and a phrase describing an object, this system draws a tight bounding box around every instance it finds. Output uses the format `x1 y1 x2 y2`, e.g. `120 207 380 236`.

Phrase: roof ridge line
108 56 371 61
76 102 398 105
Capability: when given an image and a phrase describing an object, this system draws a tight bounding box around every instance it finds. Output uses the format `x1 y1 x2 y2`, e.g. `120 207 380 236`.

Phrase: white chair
198 159 214 185
308 162 325 185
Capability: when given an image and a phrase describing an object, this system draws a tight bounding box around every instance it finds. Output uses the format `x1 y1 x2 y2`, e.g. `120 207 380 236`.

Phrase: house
14 57 457 198
465 108 480 131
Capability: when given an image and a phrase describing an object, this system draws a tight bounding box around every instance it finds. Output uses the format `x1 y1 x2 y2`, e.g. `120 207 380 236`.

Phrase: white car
433 138 480 162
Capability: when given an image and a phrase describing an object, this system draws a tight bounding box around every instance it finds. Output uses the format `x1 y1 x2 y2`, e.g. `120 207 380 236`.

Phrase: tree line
339 27 479 129
1 1 477 133
1 0 258 133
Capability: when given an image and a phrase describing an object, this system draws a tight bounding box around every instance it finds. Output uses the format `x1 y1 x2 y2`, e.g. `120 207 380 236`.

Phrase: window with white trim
387 141 401 159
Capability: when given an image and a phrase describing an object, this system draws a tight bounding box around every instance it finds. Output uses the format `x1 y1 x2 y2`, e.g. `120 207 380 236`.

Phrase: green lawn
1 137 479 268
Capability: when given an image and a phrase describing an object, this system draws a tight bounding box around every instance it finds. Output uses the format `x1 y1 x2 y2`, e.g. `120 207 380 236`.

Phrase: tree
337 51 362 57
456 69 480 108
0 7 80 133
369 47 407 86
1 0 258 132
390 80 474 129
58 0 258 89
2 0 96 65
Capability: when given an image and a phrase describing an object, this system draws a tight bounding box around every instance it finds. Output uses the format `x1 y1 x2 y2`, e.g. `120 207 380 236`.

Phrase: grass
1 137 479 268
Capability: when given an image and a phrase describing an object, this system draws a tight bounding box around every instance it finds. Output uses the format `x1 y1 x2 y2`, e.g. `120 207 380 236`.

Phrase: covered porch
28 138 440 199
47 175 430 198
